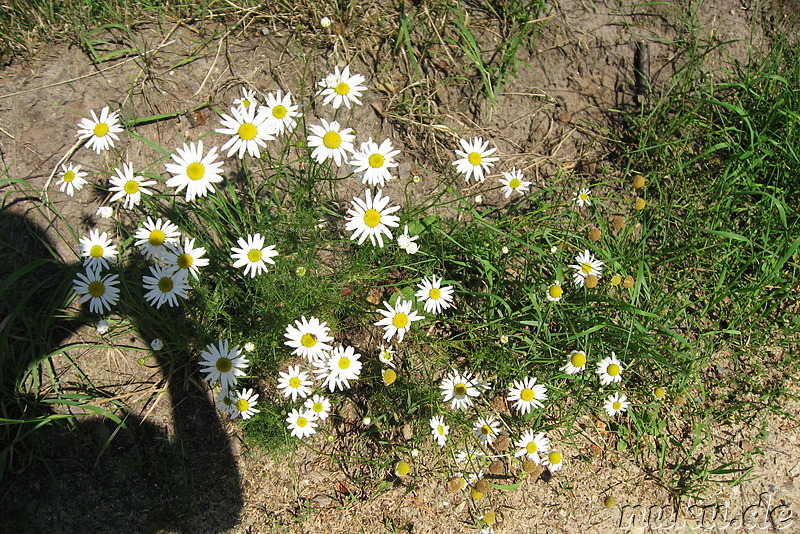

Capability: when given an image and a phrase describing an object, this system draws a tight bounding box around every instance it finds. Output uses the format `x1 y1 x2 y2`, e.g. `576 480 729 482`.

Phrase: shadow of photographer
1 209 243 534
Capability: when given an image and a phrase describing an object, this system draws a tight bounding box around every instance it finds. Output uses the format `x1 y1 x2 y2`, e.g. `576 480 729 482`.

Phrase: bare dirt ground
1 1 798 532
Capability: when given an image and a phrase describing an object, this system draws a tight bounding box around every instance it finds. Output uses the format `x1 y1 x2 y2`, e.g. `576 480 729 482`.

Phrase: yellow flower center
88 280 105 297
368 153 385 168
93 123 109 137
428 288 441 300
178 253 193 269
338 357 351 370
392 313 408 329
63 170 75 183
467 152 482 166
526 442 538 454
289 377 301 388
236 398 249 412
654 387 666 399
313 402 323 413
363 208 381 228
509 178 521 189
297 416 307 427
570 352 586 367
186 162 205 181
607 363 620 377
272 105 287 119
124 180 139 194
581 262 593 275
437 425 445 435
241 98 251 108
301 333 317 348
158 276 174 293
613 401 622 410
149 229 166 246
548 451 562 464
90 245 104 258
247 249 262 262
580 193 589 201
481 424 491 436
323 131 341 149
238 122 257 140
454 383 467 396
216 357 232 373
548 284 563 299
520 388 534 402
334 82 350 95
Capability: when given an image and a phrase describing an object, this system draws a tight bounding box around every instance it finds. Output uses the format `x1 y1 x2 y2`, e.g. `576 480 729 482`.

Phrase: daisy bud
588 227 602 241
382 368 397 385
623 275 635 288
635 197 647 210
654 387 666 399
447 477 465 492
585 274 599 288
474 479 490 494
610 274 622 286
482 511 497 524
604 495 617 508
394 460 410 477
632 174 646 188
611 215 625 230
470 488 484 500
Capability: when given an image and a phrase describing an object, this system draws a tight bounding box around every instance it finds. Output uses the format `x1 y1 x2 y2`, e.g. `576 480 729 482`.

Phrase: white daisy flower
604 392 630 417
163 237 209 280
108 162 156 210
307 119 355 166
76 106 123 153
430 415 449 447
546 280 563 302
96 206 113 219
78 229 117 273
133 217 181 260
473 416 501 446
569 249 604 287
231 233 278 278
439 370 481 410
456 447 486 465
452 137 499 183
574 188 592 207
596 352 624 386
217 104 276 159
514 430 550 462
216 388 237 417
396 224 419 254
561 350 587 375
304 394 332 421
377 345 396 368
262 90 300 135
542 450 563 473
415 275 455 314
374 299 422 343
349 137 400 187
199 339 249 391
499 168 531 198
231 388 260 420
314 345 362 392
142 264 190 309
286 408 318 439
165 141 225 202
73 270 120 314
318 65 367 109
344 189 401 248
283 316 334 363
277 365 313 402
57 163 88 196
233 87 258 110
507 376 548 415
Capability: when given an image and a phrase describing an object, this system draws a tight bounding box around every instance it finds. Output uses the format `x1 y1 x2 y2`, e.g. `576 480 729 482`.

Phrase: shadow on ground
0 210 242 534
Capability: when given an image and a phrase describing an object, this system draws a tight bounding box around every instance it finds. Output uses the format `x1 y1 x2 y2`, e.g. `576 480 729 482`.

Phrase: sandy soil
1 1 798 532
